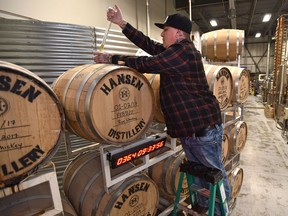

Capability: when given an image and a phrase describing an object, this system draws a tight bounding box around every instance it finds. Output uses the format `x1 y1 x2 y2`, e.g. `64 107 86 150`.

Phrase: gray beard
176 38 185 43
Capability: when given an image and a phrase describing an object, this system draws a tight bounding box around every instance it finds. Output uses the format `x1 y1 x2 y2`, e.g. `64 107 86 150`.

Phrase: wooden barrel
226 66 250 104
264 104 274 118
228 167 244 199
201 29 244 62
222 133 229 163
0 164 60 216
144 74 165 123
229 121 248 154
204 64 233 110
60 193 78 216
149 150 188 200
224 108 242 123
0 61 64 188
0 180 54 216
52 64 154 144
63 151 159 216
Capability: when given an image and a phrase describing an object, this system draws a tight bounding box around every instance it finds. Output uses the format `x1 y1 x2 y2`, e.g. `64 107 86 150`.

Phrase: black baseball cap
155 13 192 34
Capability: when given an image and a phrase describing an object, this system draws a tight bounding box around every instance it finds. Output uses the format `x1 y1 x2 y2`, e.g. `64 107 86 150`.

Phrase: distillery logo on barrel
100 73 145 137
51 64 153 144
113 181 150 210
119 87 130 101
112 181 155 215
239 70 250 101
215 68 232 108
0 97 9 116
98 72 151 142
0 66 63 188
237 122 247 152
217 76 229 107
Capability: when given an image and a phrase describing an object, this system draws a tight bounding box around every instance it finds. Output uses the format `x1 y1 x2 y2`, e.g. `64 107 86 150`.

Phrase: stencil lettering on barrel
0 75 42 103
108 119 146 140
216 69 231 81
114 182 150 209
100 74 144 95
1 145 45 176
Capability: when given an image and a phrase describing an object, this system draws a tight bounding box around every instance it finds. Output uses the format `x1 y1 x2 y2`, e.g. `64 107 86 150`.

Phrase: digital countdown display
108 136 167 168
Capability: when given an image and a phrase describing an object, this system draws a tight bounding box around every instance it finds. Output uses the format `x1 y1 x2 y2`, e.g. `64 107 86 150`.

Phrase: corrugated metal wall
0 19 138 84
0 19 94 84
0 18 139 189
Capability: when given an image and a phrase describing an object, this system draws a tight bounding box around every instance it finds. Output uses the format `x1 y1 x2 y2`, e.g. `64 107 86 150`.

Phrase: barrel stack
0 61 159 216
52 63 160 216
201 29 249 205
2 19 167 216
62 151 159 216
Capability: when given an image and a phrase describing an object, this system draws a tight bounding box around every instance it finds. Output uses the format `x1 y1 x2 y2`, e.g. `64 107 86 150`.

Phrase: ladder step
189 184 220 203
180 162 223 184
172 165 230 216
177 204 201 216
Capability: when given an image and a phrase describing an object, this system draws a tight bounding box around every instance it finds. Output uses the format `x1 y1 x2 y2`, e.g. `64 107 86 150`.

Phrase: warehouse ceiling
175 0 288 38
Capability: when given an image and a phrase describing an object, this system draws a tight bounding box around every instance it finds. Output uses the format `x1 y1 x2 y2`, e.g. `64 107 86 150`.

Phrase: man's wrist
119 20 127 29
104 54 112 63
108 54 112 63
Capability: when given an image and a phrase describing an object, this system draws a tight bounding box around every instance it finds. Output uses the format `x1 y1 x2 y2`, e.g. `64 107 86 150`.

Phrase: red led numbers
115 140 165 167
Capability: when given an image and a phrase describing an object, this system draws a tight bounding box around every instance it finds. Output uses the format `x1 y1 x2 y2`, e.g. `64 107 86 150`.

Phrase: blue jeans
180 124 231 216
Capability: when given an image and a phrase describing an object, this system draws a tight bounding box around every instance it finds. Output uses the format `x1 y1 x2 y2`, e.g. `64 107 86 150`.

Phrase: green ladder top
172 161 230 216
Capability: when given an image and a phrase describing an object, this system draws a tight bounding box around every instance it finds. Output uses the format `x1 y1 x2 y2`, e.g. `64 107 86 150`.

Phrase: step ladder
172 161 229 216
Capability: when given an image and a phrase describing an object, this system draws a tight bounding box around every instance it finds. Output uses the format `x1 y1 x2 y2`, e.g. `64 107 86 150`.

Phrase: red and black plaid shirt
112 23 222 138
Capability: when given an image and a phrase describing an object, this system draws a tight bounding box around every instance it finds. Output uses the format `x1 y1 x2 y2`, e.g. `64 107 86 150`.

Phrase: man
94 5 231 215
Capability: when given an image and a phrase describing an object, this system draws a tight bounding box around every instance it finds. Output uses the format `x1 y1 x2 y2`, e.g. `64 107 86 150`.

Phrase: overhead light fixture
210 19 218 27
255 33 261 38
263 13 271 22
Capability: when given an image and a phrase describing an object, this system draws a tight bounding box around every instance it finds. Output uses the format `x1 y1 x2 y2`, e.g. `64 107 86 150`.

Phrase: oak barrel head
52 64 154 144
0 61 64 188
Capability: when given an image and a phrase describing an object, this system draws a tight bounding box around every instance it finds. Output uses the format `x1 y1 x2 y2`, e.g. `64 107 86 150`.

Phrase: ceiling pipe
146 0 150 36
229 0 237 29
266 31 271 77
246 0 258 36
189 0 192 21
136 0 139 29
198 11 212 31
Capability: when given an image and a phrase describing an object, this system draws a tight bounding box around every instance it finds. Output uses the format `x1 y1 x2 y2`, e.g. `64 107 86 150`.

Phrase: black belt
194 125 216 137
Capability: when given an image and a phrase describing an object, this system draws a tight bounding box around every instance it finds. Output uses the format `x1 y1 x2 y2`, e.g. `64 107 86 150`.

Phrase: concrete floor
230 96 288 216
